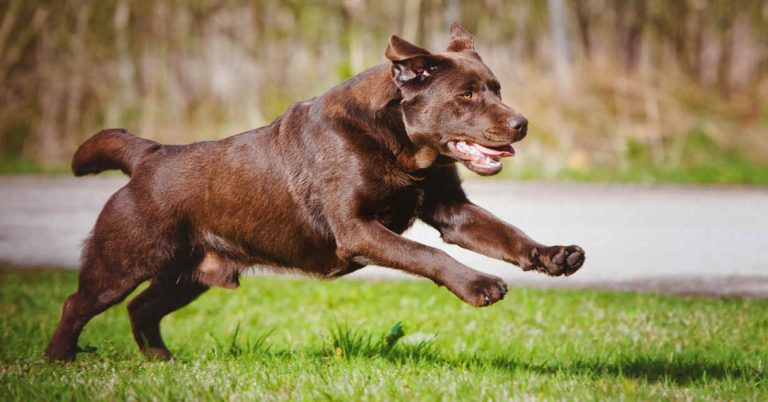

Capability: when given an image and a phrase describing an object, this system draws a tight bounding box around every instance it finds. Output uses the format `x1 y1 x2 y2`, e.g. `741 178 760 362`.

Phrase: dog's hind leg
44 253 150 362
45 188 177 362
127 278 208 360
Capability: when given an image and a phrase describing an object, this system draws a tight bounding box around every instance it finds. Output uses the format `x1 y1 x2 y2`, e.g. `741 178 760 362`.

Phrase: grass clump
328 321 436 363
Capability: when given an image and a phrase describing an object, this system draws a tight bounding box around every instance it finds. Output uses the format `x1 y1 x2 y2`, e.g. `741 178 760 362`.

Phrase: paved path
1 176 767 297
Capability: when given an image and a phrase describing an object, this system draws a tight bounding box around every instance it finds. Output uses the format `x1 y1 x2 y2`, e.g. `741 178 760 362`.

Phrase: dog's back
70 102 350 279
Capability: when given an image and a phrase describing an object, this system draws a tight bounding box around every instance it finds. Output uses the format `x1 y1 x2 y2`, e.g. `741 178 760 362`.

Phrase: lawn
1 269 766 401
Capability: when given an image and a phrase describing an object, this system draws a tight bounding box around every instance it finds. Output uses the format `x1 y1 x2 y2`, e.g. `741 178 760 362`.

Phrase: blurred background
1 0 767 184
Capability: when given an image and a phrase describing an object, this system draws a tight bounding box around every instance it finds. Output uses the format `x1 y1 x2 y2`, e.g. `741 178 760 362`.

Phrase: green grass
0 158 69 175
498 125 768 186
553 160 768 186
1 269 766 400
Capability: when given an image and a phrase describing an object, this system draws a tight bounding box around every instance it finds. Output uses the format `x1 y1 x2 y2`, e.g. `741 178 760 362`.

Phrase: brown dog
45 23 584 361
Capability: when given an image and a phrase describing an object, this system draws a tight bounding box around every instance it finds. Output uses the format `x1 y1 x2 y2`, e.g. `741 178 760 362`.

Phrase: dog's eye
460 91 473 99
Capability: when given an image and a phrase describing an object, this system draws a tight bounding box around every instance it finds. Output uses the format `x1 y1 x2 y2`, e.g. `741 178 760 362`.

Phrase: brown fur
44 24 584 362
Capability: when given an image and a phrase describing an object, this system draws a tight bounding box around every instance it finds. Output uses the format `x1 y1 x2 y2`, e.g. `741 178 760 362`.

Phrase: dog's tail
72 128 161 177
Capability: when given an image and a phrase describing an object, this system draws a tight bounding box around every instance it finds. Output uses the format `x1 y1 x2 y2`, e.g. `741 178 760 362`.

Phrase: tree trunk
547 0 572 93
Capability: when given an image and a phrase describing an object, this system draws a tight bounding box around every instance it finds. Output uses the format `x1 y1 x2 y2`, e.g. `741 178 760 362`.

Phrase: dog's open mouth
447 141 515 175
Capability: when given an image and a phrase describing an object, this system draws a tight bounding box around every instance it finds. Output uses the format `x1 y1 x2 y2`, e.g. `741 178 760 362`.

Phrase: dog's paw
523 245 585 277
43 345 77 362
454 274 508 307
141 347 174 361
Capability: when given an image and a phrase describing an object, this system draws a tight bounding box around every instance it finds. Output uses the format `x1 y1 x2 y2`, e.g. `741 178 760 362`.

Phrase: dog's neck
339 64 440 173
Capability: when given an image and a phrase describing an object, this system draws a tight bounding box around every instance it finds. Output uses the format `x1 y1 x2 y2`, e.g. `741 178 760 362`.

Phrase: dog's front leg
334 219 508 307
424 202 585 277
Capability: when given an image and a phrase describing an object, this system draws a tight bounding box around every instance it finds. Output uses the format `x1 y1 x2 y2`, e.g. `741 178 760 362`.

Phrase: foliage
0 1 767 185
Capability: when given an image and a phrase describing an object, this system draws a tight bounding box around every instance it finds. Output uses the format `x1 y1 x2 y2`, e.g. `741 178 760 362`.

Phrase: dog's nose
507 116 528 141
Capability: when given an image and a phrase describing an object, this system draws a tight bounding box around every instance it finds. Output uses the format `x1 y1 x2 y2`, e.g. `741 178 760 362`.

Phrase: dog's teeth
457 141 481 157
485 156 500 166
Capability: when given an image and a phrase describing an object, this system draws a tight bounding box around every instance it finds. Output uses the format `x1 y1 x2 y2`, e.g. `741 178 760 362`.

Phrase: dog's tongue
472 143 515 157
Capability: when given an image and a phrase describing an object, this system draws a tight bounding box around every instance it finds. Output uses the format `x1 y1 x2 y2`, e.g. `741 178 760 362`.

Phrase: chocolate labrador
45 23 584 361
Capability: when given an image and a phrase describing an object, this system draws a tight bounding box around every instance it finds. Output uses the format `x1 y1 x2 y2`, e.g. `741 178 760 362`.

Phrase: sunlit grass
1 269 766 400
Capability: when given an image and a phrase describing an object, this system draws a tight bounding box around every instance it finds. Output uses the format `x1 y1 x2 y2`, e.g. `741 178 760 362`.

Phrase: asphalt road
2 176 767 297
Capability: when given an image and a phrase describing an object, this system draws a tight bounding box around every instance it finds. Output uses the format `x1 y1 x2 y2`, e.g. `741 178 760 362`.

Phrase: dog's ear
385 35 436 85
386 35 431 61
447 22 475 52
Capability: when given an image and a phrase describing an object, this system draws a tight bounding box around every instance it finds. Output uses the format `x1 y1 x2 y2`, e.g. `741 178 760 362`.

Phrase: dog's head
386 23 527 175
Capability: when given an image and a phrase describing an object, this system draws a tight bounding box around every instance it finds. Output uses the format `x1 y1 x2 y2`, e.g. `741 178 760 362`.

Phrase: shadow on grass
486 355 764 386
200 344 761 387
313 349 762 385
305 322 764 386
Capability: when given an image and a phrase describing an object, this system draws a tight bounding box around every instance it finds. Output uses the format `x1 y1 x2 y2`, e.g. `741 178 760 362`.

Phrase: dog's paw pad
530 245 586 277
463 275 507 307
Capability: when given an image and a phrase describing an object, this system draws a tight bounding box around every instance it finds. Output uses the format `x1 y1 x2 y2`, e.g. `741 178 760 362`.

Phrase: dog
45 23 584 361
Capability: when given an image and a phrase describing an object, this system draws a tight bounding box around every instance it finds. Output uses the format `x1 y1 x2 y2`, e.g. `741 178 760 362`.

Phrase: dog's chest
375 187 424 234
